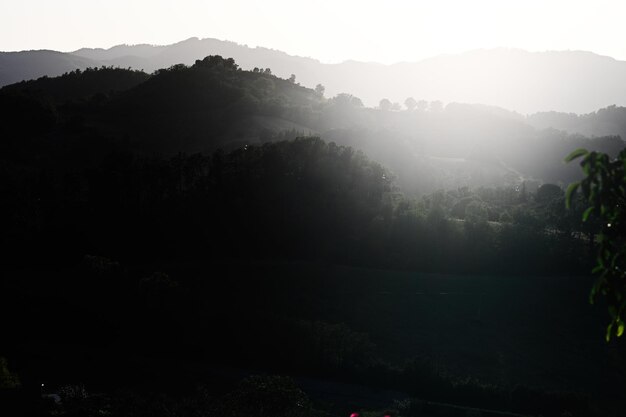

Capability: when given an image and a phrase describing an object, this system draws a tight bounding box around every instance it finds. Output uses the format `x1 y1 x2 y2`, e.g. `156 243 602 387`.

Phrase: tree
221 375 312 417
0 357 20 389
330 93 363 108
465 200 489 224
350 95 364 107
405 97 417 111
379 98 392 111
536 183 563 204
565 147 626 341
288 74 296 83
194 55 238 70
430 100 444 112
314 83 325 97
417 100 428 112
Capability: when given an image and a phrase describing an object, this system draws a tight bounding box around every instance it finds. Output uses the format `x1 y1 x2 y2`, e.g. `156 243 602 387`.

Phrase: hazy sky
2 0 626 63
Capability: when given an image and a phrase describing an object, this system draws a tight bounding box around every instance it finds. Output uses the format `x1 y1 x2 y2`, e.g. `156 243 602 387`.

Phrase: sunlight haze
4 1 626 415
2 0 626 63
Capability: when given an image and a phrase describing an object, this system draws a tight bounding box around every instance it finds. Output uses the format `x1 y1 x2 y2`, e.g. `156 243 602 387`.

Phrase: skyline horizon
4 0 626 65
3 35 624 66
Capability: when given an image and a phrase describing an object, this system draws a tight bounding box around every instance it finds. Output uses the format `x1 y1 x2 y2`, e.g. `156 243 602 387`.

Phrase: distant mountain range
2 37 626 113
2 55 623 196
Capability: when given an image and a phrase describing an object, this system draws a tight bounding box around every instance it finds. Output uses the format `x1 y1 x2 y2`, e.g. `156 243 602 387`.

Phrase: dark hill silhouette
1 66 149 102
2 55 626 417
3 37 626 113
106 56 323 153
1 55 623 191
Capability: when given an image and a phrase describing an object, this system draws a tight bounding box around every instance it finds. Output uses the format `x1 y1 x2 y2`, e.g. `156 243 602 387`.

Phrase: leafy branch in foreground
565 147 626 341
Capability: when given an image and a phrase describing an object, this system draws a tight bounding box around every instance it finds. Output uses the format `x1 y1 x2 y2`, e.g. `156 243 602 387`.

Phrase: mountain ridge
2 56 623 195
2 37 626 113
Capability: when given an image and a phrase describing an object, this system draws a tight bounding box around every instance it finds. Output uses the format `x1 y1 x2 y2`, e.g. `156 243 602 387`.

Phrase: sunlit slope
1 55 624 194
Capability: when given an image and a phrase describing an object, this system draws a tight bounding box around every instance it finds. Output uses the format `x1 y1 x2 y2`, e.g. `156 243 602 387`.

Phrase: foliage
1 55 623 194
0 357 20 389
1 55 623 415
220 375 313 417
0 132 594 275
379 98 392 111
404 97 417 111
1 66 148 103
566 147 626 340
529 105 626 143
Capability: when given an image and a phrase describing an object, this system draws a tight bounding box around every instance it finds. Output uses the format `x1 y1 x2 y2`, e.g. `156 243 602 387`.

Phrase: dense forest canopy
0 55 610 273
1 56 623 192
2 55 626 417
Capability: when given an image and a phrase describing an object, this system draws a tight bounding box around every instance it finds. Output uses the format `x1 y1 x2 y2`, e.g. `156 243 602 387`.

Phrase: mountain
0 56 605 274
1 55 623 196
0 50 98 86
3 38 626 113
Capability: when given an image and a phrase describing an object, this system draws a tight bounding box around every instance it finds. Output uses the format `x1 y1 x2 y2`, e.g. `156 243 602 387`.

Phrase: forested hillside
528 104 626 140
1 56 623 192
0 55 614 273
2 56 626 417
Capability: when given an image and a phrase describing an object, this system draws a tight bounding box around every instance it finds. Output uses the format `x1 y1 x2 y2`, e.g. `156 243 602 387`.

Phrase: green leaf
564 148 589 162
582 206 594 222
606 323 613 342
565 182 580 209
608 305 617 318
618 322 625 338
611 253 621 269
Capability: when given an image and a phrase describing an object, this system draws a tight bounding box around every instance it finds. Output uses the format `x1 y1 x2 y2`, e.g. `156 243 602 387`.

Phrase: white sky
2 0 625 63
